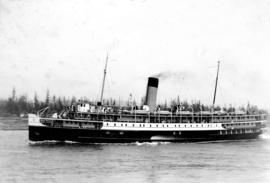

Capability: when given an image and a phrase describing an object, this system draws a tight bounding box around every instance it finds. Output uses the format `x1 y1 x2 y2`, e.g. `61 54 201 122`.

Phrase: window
133 124 135 127
114 123 116 126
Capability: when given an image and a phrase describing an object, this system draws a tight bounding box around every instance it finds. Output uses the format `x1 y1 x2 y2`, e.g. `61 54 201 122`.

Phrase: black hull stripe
29 126 262 143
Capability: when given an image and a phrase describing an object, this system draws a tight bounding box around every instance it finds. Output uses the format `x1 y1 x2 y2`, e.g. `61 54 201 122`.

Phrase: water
0 117 270 183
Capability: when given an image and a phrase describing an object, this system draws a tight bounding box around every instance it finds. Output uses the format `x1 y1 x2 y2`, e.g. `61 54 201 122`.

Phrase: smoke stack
145 77 159 112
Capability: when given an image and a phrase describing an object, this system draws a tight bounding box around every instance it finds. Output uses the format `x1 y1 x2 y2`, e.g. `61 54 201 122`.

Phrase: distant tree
5 87 18 114
62 97 67 106
238 105 246 112
45 89 50 106
214 105 221 111
56 97 63 112
170 99 177 107
5 98 14 114
52 95 56 104
12 87 16 101
71 96 76 105
249 105 259 114
132 99 136 106
17 95 28 113
222 106 228 112
227 105 235 113
177 95 180 105
201 104 209 111
34 92 40 110
106 99 110 106
191 100 202 112
164 99 168 109
0 99 7 114
140 96 145 106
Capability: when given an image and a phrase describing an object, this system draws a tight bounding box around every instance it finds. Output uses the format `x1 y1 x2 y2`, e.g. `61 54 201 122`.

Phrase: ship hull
29 125 262 143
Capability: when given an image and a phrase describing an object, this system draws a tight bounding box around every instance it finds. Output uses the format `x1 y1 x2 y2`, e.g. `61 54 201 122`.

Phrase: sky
0 0 270 109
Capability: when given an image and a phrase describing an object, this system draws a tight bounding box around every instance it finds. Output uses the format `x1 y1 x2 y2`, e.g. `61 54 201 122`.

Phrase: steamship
28 60 267 143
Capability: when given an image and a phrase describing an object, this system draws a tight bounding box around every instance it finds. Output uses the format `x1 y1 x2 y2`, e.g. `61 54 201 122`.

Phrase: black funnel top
148 77 159 88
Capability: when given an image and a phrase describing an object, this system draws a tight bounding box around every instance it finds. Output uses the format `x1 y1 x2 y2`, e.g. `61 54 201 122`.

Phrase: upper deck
65 110 267 124
38 103 268 124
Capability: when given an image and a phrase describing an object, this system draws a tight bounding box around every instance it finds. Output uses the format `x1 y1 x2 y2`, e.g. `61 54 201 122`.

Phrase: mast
100 53 109 104
212 61 220 110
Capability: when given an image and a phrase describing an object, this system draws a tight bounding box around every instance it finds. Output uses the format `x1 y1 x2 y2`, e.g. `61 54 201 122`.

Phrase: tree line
0 88 75 116
0 88 267 116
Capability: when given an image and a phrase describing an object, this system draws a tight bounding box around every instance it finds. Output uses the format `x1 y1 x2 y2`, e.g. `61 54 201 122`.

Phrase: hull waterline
29 125 263 143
